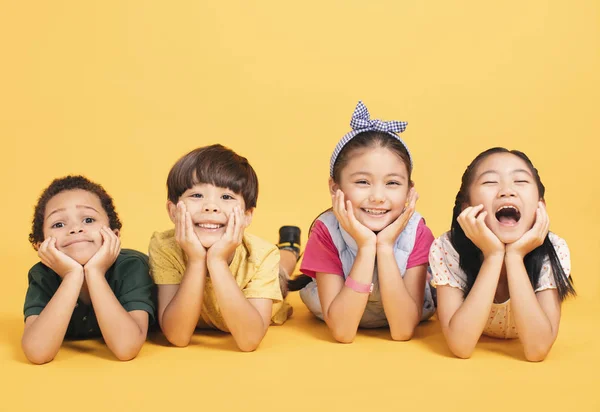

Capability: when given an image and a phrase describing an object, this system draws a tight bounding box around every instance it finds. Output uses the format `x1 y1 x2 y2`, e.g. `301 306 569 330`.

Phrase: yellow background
1 1 599 411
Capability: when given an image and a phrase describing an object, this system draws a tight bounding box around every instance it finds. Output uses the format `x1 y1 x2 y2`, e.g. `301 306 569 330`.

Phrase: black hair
450 147 575 300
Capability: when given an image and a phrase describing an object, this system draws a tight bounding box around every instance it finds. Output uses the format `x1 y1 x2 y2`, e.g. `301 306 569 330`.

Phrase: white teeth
196 223 223 229
496 205 519 213
364 209 387 215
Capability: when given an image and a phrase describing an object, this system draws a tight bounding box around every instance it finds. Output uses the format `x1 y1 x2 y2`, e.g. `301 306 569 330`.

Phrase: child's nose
69 224 84 235
203 202 220 213
498 184 517 198
369 188 385 203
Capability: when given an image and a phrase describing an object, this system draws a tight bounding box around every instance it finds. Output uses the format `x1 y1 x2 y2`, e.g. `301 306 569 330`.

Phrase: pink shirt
300 219 434 278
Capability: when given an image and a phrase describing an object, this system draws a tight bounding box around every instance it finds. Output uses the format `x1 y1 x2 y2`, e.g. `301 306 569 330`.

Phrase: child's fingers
467 204 484 220
184 211 195 241
233 207 244 242
345 200 358 225
224 210 235 240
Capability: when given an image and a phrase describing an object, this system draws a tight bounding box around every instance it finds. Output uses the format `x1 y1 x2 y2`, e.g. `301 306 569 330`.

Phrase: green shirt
23 249 156 339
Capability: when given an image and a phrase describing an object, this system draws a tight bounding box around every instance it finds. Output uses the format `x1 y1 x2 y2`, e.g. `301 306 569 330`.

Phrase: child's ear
328 177 339 196
244 208 254 227
34 242 41 251
167 201 177 224
540 198 546 206
112 229 120 237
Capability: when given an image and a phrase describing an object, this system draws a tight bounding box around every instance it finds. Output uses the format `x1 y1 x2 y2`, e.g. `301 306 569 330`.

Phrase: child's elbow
448 341 475 359
22 341 55 365
331 327 356 344
237 336 263 352
523 345 551 362
24 351 55 365
112 347 140 361
390 323 417 341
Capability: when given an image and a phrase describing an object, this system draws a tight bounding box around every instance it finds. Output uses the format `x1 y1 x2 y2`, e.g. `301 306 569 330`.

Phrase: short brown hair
166 144 259 209
29 175 122 249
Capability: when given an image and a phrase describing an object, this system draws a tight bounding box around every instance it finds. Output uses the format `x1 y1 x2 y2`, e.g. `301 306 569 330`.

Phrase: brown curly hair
29 176 122 250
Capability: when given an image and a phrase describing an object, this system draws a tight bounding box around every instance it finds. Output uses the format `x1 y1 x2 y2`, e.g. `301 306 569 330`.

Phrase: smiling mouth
362 208 389 216
195 223 225 230
495 205 521 226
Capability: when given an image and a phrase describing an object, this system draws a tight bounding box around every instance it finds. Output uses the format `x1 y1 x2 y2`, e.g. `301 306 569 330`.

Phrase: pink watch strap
345 276 373 294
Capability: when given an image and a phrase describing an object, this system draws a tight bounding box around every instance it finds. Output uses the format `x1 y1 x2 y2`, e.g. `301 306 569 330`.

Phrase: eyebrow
46 205 100 220
477 168 532 180
349 172 407 179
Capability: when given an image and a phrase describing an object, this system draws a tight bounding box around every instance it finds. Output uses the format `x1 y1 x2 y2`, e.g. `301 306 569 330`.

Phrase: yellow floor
2 292 598 412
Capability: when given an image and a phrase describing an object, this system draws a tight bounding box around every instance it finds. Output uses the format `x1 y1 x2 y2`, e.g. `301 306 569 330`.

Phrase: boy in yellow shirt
149 144 299 351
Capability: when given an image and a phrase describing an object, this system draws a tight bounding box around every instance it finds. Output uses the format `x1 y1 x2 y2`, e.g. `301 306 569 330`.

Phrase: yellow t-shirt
148 229 291 332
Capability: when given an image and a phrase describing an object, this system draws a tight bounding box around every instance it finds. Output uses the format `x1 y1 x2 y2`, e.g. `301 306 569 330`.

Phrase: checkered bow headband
330 101 411 177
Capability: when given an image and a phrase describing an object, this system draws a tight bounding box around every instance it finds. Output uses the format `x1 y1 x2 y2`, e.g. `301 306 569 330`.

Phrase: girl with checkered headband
428 148 575 361
289 101 436 342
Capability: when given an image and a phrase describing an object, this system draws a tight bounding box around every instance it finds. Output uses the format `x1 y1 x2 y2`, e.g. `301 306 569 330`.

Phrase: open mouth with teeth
195 223 225 230
495 205 521 226
362 208 389 216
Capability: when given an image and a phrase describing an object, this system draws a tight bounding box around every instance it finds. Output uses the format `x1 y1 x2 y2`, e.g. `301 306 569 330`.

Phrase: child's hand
457 204 505 258
376 188 418 249
37 237 83 278
506 202 549 259
84 227 121 275
175 201 206 263
332 189 376 249
207 206 246 264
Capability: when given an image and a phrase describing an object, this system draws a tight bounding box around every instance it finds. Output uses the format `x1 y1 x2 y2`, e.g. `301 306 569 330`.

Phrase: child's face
331 147 411 232
169 183 252 248
42 189 115 265
468 152 541 244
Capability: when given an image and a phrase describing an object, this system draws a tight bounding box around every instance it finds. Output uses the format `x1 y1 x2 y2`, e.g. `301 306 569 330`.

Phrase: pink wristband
345 276 373 294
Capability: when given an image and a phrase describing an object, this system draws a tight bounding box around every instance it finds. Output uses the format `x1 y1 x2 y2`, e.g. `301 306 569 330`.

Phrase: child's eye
190 193 203 198
515 180 529 184
482 181 498 185
51 222 64 229
355 180 369 185
386 181 401 186
84 217 95 224
221 194 235 200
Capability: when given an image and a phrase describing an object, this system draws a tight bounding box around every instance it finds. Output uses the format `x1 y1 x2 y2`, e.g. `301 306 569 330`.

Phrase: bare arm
22 270 84 364
208 259 272 352
505 202 558 361
158 201 208 347
316 244 377 343
85 269 149 361
436 254 504 358
158 260 207 346
438 205 506 358
377 255 426 341
505 255 560 361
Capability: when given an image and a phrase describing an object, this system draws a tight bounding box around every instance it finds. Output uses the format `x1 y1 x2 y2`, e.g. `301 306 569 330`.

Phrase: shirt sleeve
535 233 572 292
148 232 185 285
242 246 283 302
406 219 435 269
428 234 467 290
113 256 157 324
23 264 58 320
300 220 344 278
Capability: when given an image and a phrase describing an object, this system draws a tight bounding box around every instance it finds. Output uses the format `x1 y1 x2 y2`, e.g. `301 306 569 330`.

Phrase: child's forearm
21 271 84 364
85 270 147 361
160 260 207 347
376 248 421 341
324 246 376 343
207 259 268 352
444 254 504 358
505 254 555 361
